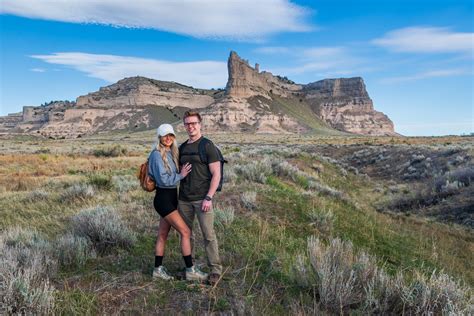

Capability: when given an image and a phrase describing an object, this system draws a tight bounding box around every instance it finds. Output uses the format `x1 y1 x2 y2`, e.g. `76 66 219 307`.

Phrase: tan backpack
138 158 156 192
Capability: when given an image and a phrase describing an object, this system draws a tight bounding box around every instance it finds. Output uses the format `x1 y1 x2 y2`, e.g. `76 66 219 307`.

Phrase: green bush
92 145 127 157
87 174 112 190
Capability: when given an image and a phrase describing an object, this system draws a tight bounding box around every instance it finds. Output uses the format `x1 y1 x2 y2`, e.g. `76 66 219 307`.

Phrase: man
178 110 222 285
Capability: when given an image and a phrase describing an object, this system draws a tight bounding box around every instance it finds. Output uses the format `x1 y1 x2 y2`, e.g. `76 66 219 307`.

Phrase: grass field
1 131 472 314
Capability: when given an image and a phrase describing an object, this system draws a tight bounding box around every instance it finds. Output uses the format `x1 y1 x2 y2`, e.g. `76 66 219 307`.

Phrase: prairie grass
0 133 472 314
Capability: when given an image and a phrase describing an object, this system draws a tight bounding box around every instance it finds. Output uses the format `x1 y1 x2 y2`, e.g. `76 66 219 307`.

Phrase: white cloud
381 68 470 83
372 26 474 54
30 68 46 72
254 46 291 54
1 0 312 40
30 52 228 88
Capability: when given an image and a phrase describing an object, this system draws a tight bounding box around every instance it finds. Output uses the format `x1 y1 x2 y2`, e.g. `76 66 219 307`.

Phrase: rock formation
303 78 395 135
76 77 214 109
0 51 397 138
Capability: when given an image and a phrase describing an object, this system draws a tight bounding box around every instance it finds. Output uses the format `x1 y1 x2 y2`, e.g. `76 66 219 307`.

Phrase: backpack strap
198 137 210 164
178 140 188 163
147 148 156 161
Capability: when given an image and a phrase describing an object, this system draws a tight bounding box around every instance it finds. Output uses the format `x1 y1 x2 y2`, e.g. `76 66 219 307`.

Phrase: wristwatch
204 195 212 201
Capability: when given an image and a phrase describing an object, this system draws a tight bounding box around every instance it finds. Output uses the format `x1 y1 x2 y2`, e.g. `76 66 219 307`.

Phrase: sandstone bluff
0 51 396 138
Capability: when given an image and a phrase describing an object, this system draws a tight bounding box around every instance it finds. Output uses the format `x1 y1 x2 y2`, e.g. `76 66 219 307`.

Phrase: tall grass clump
92 145 127 157
400 270 472 315
271 159 300 181
307 180 345 199
307 208 334 233
70 206 136 253
234 157 272 183
87 173 112 190
307 237 377 313
60 183 95 202
241 191 257 210
293 236 472 314
214 205 235 227
0 227 56 314
111 175 138 192
55 234 96 268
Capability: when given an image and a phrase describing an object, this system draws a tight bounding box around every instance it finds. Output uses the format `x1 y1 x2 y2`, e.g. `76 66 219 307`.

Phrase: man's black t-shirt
179 137 219 201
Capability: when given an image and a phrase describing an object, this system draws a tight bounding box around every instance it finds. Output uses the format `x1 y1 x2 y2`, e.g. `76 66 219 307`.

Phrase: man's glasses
184 121 200 127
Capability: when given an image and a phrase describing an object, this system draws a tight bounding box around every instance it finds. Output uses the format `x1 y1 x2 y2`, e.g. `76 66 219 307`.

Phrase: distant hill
0 51 396 138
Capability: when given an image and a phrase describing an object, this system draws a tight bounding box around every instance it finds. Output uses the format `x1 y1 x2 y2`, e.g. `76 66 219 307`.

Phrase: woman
148 123 208 281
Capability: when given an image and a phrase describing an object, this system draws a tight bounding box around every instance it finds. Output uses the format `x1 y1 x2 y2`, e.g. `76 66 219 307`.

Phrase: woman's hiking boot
152 266 174 280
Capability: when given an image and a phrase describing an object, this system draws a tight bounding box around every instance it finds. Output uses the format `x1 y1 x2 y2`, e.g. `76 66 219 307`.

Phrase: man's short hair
183 110 202 122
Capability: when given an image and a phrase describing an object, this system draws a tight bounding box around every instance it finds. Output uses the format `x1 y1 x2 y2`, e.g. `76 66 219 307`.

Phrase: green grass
270 96 347 135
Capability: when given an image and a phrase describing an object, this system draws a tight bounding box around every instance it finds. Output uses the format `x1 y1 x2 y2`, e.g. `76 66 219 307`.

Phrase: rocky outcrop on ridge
76 77 215 109
303 78 396 135
224 52 395 135
0 51 397 138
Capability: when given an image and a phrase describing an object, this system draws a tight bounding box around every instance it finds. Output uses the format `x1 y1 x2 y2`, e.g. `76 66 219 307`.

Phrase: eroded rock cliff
0 51 397 138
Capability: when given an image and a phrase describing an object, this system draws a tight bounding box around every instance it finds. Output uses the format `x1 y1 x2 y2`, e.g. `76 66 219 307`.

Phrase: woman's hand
180 163 192 178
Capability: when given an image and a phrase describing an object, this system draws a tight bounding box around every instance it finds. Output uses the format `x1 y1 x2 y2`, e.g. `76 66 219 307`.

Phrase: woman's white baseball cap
157 124 175 137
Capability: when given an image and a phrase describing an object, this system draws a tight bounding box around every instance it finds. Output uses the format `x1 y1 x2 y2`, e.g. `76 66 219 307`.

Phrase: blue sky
0 0 472 136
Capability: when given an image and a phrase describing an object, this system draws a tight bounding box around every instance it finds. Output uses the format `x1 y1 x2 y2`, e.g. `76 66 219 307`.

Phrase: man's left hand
202 200 212 212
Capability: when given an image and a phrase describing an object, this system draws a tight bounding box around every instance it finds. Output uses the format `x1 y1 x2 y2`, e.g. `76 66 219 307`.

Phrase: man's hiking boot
152 266 174 280
208 273 221 285
185 265 208 282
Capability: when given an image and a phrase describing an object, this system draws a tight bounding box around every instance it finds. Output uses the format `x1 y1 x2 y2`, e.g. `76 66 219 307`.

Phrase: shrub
60 184 95 202
55 234 96 268
401 271 472 315
307 180 345 200
234 158 272 184
307 208 334 233
87 173 112 190
111 175 138 193
295 236 472 314
92 145 127 157
271 160 299 181
363 270 404 314
223 166 238 184
0 227 56 314
214 205 235 227
241 191 257 210
308 237 365 312
434 166 474 193
303 237 378 313
70 206 136 253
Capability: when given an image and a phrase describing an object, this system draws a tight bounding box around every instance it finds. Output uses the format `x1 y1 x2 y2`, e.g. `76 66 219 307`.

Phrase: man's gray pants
178 199 222 275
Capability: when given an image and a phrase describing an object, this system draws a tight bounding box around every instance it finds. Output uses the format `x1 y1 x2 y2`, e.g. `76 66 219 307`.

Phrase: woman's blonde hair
156 136 179 174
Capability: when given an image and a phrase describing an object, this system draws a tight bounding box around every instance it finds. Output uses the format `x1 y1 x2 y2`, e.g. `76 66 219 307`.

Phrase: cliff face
225 51 301 99
0 51 397 138
302 78 395 135
76 76 215 109
223 52 395 135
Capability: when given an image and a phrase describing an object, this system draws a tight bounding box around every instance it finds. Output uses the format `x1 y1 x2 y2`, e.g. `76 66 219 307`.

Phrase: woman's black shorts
153 188 178 218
